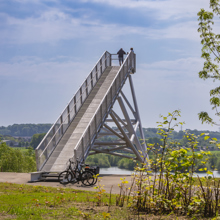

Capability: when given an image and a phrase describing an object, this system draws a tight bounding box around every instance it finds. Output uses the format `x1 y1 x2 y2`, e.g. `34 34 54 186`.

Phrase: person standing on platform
117 48 126 66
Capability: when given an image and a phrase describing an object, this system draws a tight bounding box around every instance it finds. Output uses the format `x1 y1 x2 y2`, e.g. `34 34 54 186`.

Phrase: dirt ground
0 172 132 194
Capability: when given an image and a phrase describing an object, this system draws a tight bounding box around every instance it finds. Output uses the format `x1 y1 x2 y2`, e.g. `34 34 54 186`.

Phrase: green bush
85 154 110 168
86 153 138 169
118 158 137 170
116 110 220 218
107 155 122 166
0 142 36 172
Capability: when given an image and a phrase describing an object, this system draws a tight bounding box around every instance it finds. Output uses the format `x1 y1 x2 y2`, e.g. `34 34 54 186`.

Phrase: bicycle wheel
58 171 73 184
81 171 95 186
90 171 98 185
70 172 77 184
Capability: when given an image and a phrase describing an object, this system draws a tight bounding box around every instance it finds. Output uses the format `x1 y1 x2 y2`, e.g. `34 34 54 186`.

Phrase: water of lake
100 167 133 175
100 167 220 177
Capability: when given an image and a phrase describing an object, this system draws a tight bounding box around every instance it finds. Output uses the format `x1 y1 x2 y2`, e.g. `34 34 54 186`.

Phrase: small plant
116 177 129 207
78 210 91 219
44 197 51 207
94 177 106 206
102 212 111 219
32 198 40 207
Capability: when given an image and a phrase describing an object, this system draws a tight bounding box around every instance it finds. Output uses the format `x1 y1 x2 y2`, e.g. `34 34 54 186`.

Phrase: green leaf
206 171 213 175
204 136 210 140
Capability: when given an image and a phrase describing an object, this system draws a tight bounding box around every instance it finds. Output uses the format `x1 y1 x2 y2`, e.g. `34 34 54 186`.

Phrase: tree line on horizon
1 123 220 139
0 124 52 137
1 124 220 150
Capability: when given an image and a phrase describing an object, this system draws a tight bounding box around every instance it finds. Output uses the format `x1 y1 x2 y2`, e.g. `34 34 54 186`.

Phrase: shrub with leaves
0 142 36 172
197 0 220 126
117 110 220 218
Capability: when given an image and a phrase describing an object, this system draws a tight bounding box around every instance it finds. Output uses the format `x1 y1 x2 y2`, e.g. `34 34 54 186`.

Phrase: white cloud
0 0 211 45
147 21 200 41
0 10 125 44
0 55 204 85
80 0 209 20
11 0 210 21
13 0 58 3
139 57 203 79
0 9 202 46
0 10 86 44
0 56 93 86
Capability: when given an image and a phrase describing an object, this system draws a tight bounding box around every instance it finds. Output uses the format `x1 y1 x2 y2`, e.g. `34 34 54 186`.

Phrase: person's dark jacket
117 48 126 57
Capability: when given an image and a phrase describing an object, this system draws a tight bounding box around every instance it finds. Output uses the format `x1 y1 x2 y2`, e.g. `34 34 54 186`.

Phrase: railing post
86 79 88 96
52 126 56 145
110 53 112 66
82 138 85 162
129 52 131 67
100 58 102 74
46 148 49 160
35 150 39 171
91 72 93 88
105 52 107 68
95 115 97 132
106 97 107 115
60 115 63 135
80 87 83 104
67 105 70 124
74 149 77 163
110 87 112 106
74 96 77 113
113 81 116 101
96 65 98 81
100 105 102 123
134 53 136 72
88 126 91 143
121 65 124 82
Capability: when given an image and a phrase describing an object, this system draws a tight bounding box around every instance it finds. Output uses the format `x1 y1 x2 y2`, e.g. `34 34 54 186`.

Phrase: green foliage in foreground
115 110 220 218
0 142 36 172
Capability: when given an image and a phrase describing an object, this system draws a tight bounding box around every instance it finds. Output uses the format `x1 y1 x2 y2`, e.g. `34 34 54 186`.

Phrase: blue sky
0 0 219 131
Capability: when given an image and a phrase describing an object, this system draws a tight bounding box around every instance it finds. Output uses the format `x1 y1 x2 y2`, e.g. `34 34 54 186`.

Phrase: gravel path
0 172 132 194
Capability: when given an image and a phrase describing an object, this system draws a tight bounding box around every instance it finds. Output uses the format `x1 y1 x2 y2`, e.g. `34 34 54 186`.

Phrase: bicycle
58 159 96 186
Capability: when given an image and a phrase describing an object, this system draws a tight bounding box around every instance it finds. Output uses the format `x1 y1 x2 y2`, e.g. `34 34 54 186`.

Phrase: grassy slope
0 180 218 220
0 182 130 220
